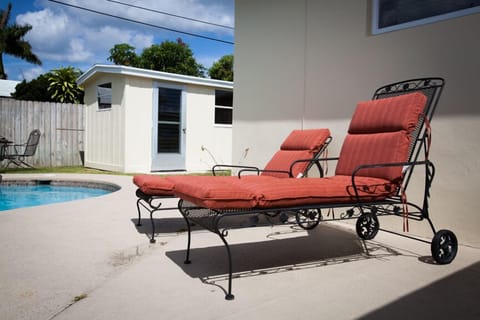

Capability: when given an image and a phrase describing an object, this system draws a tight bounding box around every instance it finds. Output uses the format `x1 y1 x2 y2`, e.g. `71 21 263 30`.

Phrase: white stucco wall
123 76 154 173
234 0 480 246
84 73 126 172
185 85 233 171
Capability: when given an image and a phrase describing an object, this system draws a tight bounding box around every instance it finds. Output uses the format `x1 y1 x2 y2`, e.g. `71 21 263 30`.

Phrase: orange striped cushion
170 175 265 209
348 92 427 134
255 176 397 208
335 92 427 182
280 128 331 151
335 131 410 181
172 175 396 210
262 128 331 178
262 150 312 178
133 174 175 196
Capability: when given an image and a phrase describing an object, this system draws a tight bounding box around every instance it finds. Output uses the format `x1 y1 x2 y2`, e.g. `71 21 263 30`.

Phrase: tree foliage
107 39 205 77
11 73 51 101
208 54 233 81
0 2 41 79
12 67 84 103
48 67 84 104
107 43 138 66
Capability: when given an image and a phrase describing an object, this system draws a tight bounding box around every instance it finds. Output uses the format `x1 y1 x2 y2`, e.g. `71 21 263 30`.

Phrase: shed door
151 87 186 171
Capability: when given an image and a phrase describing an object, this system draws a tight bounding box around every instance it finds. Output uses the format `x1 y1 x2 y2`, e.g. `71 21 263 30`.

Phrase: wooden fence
0 98 85 168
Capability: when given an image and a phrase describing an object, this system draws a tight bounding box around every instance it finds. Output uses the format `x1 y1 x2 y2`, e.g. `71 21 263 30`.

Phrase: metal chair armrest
237 168 291 178
212 164 260 176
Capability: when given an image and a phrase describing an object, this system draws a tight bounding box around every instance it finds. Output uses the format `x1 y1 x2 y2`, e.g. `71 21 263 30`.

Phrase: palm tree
0 3 41 79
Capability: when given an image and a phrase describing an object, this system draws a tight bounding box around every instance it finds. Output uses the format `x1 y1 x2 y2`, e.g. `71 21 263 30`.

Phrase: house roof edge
77 64 233 89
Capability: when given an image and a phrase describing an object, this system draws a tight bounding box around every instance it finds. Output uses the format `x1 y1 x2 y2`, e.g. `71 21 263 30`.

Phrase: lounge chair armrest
289 157 339 178
316 156 340 162
350 160 435 199
212 164 260 176
238 168 291 178
352 160 431 178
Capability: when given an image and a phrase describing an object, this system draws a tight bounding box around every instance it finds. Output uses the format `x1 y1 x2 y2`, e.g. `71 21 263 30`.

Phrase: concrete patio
1 173 479 320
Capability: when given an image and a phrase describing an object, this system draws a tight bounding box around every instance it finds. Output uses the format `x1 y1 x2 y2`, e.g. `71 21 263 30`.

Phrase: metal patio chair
3 129 41 169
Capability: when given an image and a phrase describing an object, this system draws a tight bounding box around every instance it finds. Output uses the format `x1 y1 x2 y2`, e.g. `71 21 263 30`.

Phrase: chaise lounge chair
133 128 332 242
165 78 457 300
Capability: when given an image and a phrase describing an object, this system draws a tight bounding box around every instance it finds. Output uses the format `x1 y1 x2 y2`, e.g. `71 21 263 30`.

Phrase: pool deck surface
1 173 479 320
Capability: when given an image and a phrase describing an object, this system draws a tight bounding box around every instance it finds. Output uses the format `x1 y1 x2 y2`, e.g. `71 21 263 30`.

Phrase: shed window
215 90 233 125
372 0 480 34
97 83 112 109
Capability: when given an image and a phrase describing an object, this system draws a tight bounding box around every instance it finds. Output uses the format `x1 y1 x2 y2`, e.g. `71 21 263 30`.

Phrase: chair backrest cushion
262 128 330 178
348 92 426 134
335 92 427 182
262 150 313 178
279 129 331 152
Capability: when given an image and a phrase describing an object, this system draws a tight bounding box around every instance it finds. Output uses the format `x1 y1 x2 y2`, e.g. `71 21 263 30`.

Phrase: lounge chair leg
219 229 235 300
177 200 192 264
149 211 156 243
136 199 142 226
184 221 192 264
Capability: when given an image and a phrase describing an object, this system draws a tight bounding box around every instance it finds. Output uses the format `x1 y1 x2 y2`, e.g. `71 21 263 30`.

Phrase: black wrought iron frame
175 78 458 300
135 137 332 243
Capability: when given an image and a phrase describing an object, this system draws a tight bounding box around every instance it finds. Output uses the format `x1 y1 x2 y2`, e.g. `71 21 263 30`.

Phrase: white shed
77 64 233 173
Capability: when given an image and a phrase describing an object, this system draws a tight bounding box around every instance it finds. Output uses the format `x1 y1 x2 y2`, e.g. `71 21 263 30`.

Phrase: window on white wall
214 90 233 125
372 0 480 34
97 83 112 109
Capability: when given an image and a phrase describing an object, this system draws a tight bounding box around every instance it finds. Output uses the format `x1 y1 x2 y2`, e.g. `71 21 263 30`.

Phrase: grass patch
0 166 130 175
0 166 231 176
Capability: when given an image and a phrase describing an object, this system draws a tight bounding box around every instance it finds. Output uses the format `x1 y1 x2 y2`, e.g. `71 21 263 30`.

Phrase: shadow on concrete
165 224 400 294
358 261 480 319
132 213 303 240
133 217 192 235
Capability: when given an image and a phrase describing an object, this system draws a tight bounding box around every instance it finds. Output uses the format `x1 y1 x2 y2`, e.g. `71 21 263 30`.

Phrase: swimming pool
0 180 120 211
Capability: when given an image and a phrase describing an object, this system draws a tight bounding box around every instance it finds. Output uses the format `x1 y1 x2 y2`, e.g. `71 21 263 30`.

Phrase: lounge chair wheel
431 229 458 264
295 209 321 230
356 213 379 240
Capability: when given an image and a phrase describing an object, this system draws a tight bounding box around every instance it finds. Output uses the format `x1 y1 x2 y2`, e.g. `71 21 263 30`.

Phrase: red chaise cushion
169 175 267 209
133 174 175 196
336 92 427 182
263 128 331 178
172 175 396 210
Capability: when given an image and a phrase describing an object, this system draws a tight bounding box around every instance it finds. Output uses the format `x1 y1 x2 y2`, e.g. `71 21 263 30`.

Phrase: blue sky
4 0 234 81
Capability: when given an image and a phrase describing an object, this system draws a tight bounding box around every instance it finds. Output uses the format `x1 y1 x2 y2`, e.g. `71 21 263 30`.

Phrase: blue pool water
0 184 112 211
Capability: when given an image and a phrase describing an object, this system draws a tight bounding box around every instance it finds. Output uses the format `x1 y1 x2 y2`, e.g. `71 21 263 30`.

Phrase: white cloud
9 1 234 79
16 9 66 43
21 66 44 82
51 0 235 35
17 9 82 59
67 39 94 62
84 26 154 53
16 7 155 65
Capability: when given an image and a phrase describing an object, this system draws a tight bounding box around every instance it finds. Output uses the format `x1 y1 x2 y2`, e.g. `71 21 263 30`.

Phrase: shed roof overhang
77 64 233 90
